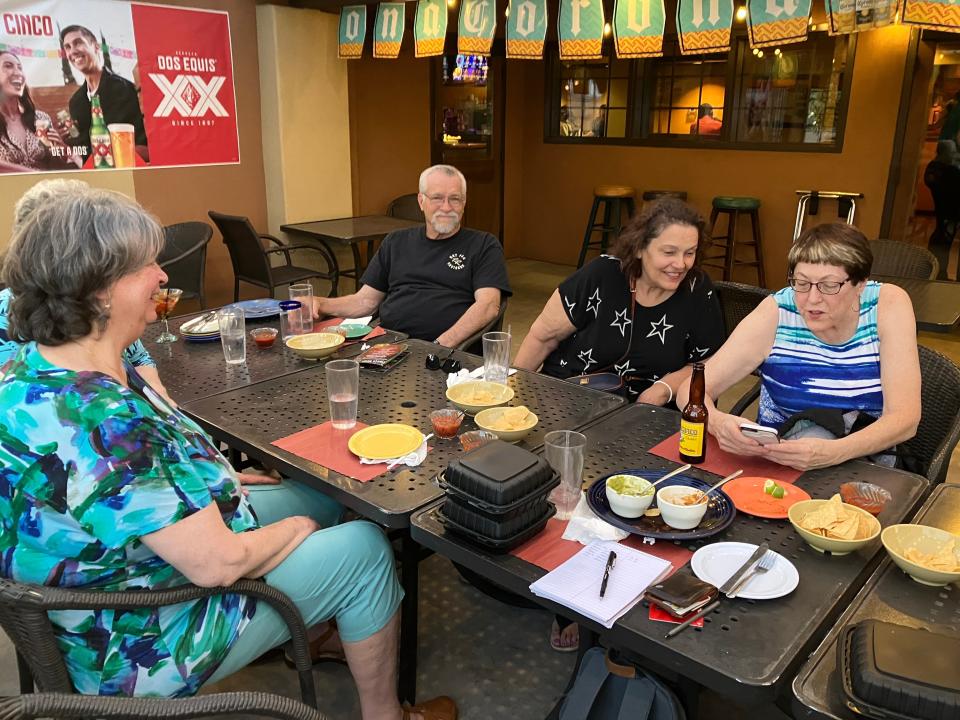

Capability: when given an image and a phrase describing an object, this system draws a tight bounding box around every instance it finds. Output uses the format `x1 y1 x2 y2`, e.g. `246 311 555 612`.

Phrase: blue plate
184 334 221 344
586 469 736 541
229 299 283 320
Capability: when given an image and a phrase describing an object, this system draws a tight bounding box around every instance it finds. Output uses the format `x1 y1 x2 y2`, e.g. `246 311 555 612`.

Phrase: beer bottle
90 95 115 170
679 362 708 464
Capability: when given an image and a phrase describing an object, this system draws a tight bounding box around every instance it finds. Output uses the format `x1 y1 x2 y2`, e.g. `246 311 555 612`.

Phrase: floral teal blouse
0 343 258 697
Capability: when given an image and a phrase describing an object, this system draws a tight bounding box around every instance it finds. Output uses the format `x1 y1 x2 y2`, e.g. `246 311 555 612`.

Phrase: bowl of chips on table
285 332 345 359
881 524 960 586
445 380 515 415
788 495 882 555
474 405 538 443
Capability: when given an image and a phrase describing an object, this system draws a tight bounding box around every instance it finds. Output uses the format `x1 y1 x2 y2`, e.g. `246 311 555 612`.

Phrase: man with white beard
312 164 510 347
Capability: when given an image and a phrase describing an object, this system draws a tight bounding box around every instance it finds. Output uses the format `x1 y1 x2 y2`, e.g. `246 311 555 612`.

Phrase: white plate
691 542 799 600
181 316 219 335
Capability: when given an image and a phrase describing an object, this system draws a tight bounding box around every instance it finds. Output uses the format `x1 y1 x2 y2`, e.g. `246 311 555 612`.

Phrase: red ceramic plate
723 476 812 519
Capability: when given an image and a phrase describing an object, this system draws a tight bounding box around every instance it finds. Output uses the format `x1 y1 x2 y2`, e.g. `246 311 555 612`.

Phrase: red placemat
272 421 386 482
313 317 386 342
510 518 693 574
648 433 803 484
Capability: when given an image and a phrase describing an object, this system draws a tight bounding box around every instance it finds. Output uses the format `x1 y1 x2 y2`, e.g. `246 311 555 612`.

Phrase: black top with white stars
541 256 725 400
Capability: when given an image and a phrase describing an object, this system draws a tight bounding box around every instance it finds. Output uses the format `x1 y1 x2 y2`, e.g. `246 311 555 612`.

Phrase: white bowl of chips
446 380 514 415
474 405 538 443
788 495 881 555
881 524 960 586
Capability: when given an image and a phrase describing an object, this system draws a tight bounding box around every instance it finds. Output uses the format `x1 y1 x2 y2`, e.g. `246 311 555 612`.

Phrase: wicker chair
713 281 772 415
870 240 939 280
159 222 213 309
386 193 422 222
900 345 960 484
0 577 327 719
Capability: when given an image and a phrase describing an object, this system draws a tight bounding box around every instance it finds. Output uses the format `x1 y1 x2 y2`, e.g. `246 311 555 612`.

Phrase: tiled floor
2 256 956 719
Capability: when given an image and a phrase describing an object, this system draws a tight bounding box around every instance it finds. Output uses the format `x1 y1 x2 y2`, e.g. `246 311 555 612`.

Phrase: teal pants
205 483 403 684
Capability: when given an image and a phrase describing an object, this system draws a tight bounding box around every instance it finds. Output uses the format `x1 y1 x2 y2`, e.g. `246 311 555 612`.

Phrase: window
545 32 854 151
557 57 632 139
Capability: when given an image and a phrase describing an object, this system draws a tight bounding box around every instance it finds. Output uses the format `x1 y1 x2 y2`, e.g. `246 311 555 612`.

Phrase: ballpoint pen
664 599 720 639
599 550 617 598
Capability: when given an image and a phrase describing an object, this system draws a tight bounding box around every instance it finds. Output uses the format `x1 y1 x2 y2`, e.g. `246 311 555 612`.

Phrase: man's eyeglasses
425 350 461 373
788 277 850 295
423 194 464 208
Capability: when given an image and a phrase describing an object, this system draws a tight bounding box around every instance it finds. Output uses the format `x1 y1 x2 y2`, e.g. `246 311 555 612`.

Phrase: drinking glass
326 359 359 429
289 283 314 334
217 306 246 364
544 430 587 520
153 288 183 344
107 123 136 168
279 300 304 341
482 331 511 385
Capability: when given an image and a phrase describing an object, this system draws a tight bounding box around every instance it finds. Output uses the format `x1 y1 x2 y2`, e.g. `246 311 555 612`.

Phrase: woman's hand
637 381 670 406
758 437 842 471
710 411 768 457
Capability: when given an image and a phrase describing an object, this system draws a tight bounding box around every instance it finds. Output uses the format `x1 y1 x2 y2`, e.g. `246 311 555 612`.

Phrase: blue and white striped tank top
758 281 883 427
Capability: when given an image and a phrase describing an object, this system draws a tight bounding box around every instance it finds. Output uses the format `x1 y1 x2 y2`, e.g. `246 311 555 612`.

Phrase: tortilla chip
799 494 872 540
904 540 960 572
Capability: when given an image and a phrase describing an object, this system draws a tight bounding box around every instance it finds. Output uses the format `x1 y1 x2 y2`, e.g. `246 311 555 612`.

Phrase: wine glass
153 288 183 343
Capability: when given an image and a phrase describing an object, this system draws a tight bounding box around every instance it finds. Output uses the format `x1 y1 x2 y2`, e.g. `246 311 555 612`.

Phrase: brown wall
348 46 431 216
133 0 268 309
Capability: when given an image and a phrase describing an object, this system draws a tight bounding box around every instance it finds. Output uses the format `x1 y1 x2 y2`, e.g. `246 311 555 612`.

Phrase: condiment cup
605 475 655 518
839 482 891 516
657 485 710 530
459 430 498 452
250 327 278 348
430 408 465 439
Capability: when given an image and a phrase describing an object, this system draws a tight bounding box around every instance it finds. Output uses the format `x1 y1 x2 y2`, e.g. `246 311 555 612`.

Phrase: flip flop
549 619 580 653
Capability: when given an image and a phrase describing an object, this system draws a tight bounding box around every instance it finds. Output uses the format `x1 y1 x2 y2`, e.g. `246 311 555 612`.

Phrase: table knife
718 542 769 597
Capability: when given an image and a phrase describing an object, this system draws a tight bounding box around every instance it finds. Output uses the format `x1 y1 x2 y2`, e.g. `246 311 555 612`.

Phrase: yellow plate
348 424 425 461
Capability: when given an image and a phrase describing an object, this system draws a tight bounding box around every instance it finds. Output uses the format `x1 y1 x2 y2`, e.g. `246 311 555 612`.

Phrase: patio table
180 339 624 703
791 483 960 720
410 402 929 710
873 275 960 333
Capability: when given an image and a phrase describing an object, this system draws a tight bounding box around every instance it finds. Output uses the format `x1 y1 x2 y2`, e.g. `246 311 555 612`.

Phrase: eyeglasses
787 277 850 295
423 193 465 208
425 350 462 373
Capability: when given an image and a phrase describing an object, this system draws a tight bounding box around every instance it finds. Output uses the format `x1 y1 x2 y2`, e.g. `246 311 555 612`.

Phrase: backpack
559 647 686 720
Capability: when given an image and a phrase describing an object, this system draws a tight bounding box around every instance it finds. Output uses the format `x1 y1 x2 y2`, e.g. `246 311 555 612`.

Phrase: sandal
549 619 580 653
401 695 458 720
284 623 347 667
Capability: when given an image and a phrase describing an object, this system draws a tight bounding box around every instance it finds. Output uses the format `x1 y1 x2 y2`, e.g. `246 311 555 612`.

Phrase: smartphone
739 422 780 445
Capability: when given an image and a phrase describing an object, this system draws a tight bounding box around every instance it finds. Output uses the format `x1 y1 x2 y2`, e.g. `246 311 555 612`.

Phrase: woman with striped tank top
677 223 920 471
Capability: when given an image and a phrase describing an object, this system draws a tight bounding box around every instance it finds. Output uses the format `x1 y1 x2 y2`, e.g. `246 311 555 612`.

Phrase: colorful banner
338 5 367 59
0 0 238 175
899 0 960 32
677 0 734 54
414 0 447 58
559 0 606 60
507 0 548 59
613 0 666 58
458 0 496 56
826 0 898 34
373 2 405 58
747 0 812 48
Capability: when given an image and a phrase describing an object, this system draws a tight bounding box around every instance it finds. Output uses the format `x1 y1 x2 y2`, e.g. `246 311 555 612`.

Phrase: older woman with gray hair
0 189 456 719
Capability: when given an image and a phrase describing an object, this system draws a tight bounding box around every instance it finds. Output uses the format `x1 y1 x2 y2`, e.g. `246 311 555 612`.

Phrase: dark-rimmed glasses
425 350 461 373
787 277 850 295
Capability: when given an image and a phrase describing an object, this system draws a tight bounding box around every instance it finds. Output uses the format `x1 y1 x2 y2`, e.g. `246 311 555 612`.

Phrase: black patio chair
456 298 509 355
209 211 339 301
386 193 422 222
159 222 212 309
713 281 772 415
0 576 327 719
870 240 939 280
900 345 960 484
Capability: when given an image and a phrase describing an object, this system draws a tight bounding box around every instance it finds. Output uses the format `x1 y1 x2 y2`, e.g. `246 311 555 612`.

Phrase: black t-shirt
69 69 148 159
541 256 725 399
360 226 512 341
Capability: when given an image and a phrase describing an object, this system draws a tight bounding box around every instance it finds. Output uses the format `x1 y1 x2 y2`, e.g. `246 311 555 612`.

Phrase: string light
603 22 612 36
774 48 781 56
757 49 764 57
505 4 510 17
736 6 747 21
447 0 456 6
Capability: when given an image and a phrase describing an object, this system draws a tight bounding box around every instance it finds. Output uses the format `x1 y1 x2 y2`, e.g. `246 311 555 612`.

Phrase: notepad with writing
529 540 673 629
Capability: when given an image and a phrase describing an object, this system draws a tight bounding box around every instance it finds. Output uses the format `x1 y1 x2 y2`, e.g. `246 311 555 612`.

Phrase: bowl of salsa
250 327 278 348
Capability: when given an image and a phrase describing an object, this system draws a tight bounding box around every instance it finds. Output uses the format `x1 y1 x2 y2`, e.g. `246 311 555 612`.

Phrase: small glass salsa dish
430 408 465 438
250 327 278 348
459 430 498 452
839 482 891 516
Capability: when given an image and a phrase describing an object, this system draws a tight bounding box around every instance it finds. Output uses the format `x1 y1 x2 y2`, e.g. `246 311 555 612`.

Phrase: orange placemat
648 433 803 484
272 421 386 482
511 518 693 574
313 317 386 342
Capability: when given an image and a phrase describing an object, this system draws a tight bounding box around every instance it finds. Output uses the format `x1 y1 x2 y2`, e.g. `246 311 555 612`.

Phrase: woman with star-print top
516 198 725 405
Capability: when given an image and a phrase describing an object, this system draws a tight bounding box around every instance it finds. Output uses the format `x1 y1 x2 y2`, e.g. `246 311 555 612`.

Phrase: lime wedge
771 485 786 499
763 479 776 495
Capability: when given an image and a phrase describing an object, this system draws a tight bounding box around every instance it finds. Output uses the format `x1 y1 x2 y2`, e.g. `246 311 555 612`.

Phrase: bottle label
679 420 705 457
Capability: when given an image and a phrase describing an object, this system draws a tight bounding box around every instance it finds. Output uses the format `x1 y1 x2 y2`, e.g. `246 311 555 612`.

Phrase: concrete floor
2 255 957 718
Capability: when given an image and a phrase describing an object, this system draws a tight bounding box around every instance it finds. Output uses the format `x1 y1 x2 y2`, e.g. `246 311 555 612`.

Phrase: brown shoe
401 695 458 720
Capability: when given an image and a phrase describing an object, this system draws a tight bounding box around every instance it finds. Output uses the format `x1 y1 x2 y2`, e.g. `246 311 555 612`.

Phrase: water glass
544 430 587 520
289 283 314 334
217 306 246 365
279 300 304 341
482 331 511 385
326 359 359 429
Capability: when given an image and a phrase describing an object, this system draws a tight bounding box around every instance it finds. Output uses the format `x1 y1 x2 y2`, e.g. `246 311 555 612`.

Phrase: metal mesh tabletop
410 402 929 705
791 483 960 720
181 340 624 527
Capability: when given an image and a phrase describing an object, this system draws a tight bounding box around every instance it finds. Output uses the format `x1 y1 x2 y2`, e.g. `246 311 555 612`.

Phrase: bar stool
577 185 636 268
642 190 687 204
705 196 766 286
